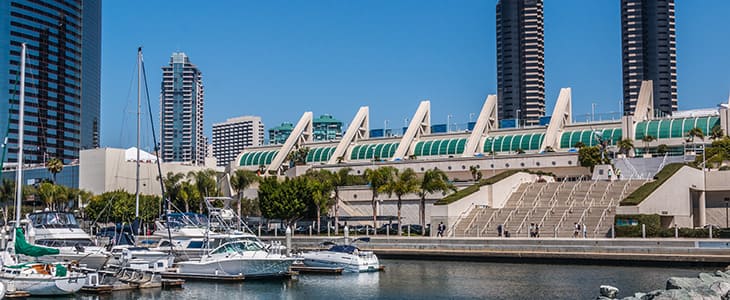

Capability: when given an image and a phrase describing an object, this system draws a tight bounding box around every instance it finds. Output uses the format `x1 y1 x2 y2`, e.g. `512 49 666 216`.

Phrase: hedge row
613 214 730 238
620 163 688 206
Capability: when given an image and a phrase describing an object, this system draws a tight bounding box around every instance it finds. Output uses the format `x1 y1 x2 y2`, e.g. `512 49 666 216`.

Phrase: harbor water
69 259 709 300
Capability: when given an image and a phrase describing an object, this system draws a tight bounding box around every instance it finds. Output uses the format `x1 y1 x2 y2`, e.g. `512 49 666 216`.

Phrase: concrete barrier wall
617 166 703 227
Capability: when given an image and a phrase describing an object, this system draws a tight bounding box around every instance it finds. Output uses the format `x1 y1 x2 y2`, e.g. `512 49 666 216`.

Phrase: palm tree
617 139 634 156
416 168 455 235
230 169 259 222
162 172 185 212
687 127 705 159
187 169 219 212
364 166 394 231
469 166 481 181
46 157 63 183
710 125 725 141
330 167 352 232
309 179 333 234
382 168 419 235
37 182 56 210
0 178 14 213
641 135 655 155
178 182 199 213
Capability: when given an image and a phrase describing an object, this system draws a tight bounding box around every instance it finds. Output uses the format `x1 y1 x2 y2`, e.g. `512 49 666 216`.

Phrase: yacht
174 240 295 279
24 211 110 270
299 238 380 272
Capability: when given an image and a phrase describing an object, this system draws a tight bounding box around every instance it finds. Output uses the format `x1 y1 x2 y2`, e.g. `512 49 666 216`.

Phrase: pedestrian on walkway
497 224 503 237
573 222 580 238
437 222 445 237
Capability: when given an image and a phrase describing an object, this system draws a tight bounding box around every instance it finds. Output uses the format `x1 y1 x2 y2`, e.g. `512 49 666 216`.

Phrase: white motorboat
174 240 295 279
24 211 111 270
0 228 86 296
300 238 380 272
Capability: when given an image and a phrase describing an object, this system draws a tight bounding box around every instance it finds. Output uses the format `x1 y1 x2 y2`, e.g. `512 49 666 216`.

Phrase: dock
162 278 185 288
5 291 30 298
160 271 245 282
291 265 344 274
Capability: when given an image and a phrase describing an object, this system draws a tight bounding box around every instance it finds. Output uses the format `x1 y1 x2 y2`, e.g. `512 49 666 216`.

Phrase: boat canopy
28 212 80 229
329 245 359 254
14 227 59 257
165 213 209 228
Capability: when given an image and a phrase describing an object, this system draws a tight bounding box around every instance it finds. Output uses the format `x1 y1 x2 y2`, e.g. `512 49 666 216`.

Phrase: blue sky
101 0 730 149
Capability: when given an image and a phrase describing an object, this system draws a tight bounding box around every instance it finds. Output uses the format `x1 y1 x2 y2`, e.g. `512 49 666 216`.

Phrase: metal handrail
592 197 616 237
577 195 597 225
538 180 568 229
479 209 500 236
563 176 584 206
516 183 548 234
461 205 481 236
448 203 474 237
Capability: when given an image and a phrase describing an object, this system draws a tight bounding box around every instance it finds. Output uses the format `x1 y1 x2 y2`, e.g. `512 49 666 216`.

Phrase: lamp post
725 197 730 228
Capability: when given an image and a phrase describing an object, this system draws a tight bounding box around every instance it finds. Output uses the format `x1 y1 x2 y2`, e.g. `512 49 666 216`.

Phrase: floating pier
291 265 344 274
160 271 245 282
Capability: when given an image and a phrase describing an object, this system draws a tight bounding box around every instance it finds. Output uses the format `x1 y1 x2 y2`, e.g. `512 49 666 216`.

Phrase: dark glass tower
496 0 545 127
0 0 101 164
621 0 677 116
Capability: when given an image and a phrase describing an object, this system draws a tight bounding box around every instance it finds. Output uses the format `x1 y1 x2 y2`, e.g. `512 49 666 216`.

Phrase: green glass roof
350 142 399 160
413 138 467 157
483 133 545 153
559 128 622 148
634 116 719 140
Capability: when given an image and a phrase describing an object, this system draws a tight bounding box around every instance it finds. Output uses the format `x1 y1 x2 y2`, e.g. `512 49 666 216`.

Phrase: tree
544 146 556 153
381 168 418 235
573 142 586 149
161 172 185 212
0 178 14 212
364 167 395 230
230 169 260 221
187 169 219 212
578 146 609 171
258 177 310 226
687 127 705 143
710 125 725 141
515 148 525 154
469 166 482 181
656 144 670 155
286 147 310 166
46 157 63 183
416 168 455 235
330 167 352 232
178 182 199 213
617 139 634 156
308 178 333 233
641 135 655 155
37 182 57 210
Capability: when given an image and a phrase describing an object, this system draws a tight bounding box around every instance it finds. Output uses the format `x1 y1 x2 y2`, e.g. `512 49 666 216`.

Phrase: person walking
616 169 622 180
437 222 445 237
497 224 503 237
573 222 580 238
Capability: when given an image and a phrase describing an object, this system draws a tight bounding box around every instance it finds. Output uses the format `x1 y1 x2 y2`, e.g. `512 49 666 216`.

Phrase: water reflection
69 260 710 300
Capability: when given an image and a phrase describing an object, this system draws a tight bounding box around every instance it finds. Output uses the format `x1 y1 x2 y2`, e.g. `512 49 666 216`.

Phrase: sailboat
0 43 86 296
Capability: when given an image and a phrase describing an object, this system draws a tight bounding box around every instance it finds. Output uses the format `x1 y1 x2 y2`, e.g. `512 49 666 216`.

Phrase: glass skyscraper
0 0 101 164
160 52 206 165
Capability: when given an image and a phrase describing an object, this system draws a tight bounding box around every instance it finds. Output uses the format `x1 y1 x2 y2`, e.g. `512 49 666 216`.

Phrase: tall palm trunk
372 195 377 233
420 195 426 235
334 189 339 233
397 196 402 235
316 205 321 234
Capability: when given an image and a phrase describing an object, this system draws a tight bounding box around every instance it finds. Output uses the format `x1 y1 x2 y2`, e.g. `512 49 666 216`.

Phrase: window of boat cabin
29 212 80 228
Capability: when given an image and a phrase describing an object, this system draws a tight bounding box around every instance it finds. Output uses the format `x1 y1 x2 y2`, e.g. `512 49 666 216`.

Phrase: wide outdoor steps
453 179 645 238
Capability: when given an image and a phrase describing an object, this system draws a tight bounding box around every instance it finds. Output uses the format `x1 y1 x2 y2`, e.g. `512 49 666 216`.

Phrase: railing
598 180 612 205
462 205 492 237
580 179 599 205
563 176 584 206
454 203 479 235
448 203 475 237
516 184 548 235
479 209 500 236
592 197 616 237
538 179 568 229
577 195 597 226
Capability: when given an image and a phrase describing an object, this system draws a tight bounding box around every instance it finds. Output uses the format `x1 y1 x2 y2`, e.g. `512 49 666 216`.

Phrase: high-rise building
212 116 265 167
160 52 206 165
496 0 545 126
269 122 293 145
0 0 101 164
621 0 677 116
313 114 342 141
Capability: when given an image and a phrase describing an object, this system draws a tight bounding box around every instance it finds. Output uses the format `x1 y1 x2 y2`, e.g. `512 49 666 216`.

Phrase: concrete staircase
453 178 645 238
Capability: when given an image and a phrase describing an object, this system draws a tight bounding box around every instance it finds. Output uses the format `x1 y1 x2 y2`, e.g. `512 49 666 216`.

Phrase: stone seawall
266 236 730 266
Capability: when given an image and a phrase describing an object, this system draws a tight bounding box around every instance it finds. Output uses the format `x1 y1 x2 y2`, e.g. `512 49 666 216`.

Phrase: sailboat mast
135 47 142 218
14 43 26 227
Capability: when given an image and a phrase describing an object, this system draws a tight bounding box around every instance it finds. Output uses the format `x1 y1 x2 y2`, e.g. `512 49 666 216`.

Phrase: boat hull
301 252 380 273
24 252 110 270
0 273 85 296
176 257 296 278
